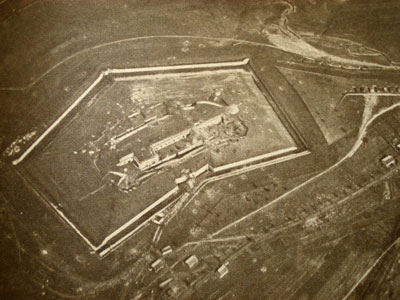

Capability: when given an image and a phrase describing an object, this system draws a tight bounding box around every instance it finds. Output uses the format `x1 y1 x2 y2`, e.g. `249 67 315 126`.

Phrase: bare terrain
1 1 400 300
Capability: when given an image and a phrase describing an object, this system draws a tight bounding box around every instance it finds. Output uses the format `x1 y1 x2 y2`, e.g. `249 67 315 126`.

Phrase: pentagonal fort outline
13 58 309 257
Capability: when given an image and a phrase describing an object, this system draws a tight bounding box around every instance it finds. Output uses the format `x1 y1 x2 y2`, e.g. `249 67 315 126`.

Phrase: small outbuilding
161 245 173 256
151 258 164 272
381 155 396 168
153 212 165 225
184 255 199 269
217 263 229 279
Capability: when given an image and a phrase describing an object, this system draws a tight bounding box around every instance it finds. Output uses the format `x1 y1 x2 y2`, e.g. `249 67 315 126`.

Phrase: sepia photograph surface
1 1 400 299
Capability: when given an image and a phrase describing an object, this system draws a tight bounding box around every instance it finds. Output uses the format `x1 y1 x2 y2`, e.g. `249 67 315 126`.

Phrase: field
1 1 400 299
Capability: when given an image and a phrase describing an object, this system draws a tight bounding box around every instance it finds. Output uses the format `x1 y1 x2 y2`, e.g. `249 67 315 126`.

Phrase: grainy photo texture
1 1 400 299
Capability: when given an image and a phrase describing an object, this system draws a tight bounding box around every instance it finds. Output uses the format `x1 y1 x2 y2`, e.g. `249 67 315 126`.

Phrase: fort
17 59 307 256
